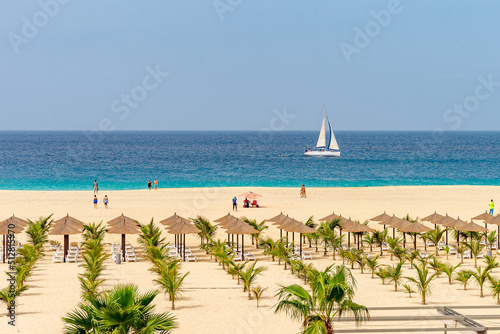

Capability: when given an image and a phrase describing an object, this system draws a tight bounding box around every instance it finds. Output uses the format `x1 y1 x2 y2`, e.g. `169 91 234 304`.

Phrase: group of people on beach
148 179 158 190
93 180 109 209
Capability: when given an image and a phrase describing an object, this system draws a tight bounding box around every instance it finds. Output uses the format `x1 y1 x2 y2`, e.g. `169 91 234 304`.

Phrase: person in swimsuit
300 184 307 198
148 180 152 190
154 179 158 190
93 195 98 208
93 180 99 194
103 195 109 209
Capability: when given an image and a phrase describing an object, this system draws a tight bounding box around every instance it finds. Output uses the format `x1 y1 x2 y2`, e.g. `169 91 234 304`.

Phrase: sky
1 0 499 131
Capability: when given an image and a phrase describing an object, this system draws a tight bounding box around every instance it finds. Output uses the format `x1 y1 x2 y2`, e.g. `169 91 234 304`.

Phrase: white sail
315 116 326 148
328 120 339 150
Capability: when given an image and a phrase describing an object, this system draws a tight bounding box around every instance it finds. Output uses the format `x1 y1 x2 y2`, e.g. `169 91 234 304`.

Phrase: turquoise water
0 131 499 190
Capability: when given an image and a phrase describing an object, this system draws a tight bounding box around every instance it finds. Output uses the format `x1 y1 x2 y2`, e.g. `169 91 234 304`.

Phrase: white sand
1 186 500 333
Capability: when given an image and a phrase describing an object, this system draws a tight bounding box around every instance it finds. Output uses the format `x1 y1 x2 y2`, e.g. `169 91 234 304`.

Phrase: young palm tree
317 222 334 257
259 237 277 261
63 284 176 333
154 267 189 310
238 261 267 299
251 285 267 307
470 265 494 298
386 237 401 261
372 230 388 256
465 240 485 268
387 262 404 291
275 265 369 334
402 283 415 298
275 239 293 269
441 262 461 285
456 245 468 264
356 253 368 274
429 257 444 278
25 215 53 255
455 270 472 290
366 255 380 279
407 250 420 269
363 233 376 253
405 264 438 305
375 266 390 285
82 222 107 242
488 275 500 304
442 245 451 261
192 216 217 246
305 216 317 248
242 217 267 248
138 219 165 248
228 261 246 284
486 231 498 250
427 226 446 256
483 255 499 272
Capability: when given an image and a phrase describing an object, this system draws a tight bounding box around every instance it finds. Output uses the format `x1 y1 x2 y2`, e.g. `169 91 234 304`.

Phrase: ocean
0 131 498 190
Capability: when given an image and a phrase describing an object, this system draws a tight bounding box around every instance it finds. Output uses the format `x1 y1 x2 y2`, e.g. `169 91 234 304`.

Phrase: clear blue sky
1 0 499 131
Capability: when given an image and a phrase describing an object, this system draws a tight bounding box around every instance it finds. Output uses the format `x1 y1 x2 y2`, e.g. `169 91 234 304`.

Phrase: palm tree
238 261 267 299
82 222 107 242
455 270 472 290
456 245 467 264
363 233 376 253
470 265 494 298
318 222 335 257
483 255 499 272
429 257 444 278
356 253 368 274
488 275 500 304
275 265 369 334
486 231 497 250
305 216 317 248
372 230 387 256
375 266 390 285
387 262 404 291
242 217 267 248
63 284 176 333
138 219 165 248
25 215 53 255
427 226 446 256
442 245 451 261
154 266 189 310
259 237 277 261
366 255 380 279
386 237 401 261
192 216 217 246
228 261 246 284
441 263 461 285
405 264 438 305
465 240 485 268
251 285 267 307
402 283 415 298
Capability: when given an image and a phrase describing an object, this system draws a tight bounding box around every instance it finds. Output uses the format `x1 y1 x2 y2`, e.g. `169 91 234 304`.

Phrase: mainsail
327 116 339 150
315 116 326 148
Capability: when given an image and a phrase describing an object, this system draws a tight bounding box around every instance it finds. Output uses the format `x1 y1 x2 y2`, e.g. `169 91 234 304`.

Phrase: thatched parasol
422 211 445 228
0 215 28 263
370 211 392 223
161 214 192 248
215 213 235 223
267 213 291 239
485 215 500 249
49 214 85 262
319 212 341 222
159 212 184 226
343 223 374 249
166 220 200 261
225 223 259 256
382 215 405 238
473 211 494 229
106 214 140 258
281 220 316 254
399 219 432 249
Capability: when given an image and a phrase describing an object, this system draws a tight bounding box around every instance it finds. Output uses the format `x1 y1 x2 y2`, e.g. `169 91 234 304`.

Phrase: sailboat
304 107 341 157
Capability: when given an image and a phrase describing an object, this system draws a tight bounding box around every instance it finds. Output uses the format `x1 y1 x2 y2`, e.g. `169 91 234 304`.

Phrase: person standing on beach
148 180 152 190
93 195 98 209
232 196 237 211
154 179 158 190
103 195 109 209
490 199 495 215
300 184 307 198
93 180 99 194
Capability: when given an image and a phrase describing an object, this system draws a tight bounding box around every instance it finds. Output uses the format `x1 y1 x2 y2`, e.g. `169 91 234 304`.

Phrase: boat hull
304 150 341 157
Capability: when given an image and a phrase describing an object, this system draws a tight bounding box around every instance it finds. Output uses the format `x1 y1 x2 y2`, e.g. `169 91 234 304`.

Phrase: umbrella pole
64 234 69 263
286 232 289 245
348 233 350 248
292 233 295 244
183 234 186 262
300 233 303 255
393 228 395 239
357 234 360 250
280 229 282 240
403 232 406 248
457 231 460 247
414 234 417 250
122 234 126 259
446 230 448 246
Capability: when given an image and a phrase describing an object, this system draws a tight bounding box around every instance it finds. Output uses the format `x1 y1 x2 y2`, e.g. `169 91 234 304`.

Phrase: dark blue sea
0 131 498 190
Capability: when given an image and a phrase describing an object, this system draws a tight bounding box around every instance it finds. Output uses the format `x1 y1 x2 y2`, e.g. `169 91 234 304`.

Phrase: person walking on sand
93 180 99 194
93 195 98 209
490 199 495 215
154 179 158 190
103 195 109 209
232 196 238 211
148 180 152 190
300 184 307 198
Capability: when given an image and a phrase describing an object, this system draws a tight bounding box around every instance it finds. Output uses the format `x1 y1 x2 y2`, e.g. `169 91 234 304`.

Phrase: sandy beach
2 185 500 333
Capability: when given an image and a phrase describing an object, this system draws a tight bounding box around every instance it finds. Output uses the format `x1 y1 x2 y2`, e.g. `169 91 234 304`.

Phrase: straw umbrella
435 214 457 245
343 223 374 249
50 214 85 262
446 218 468 246
319 212 341 222
399 219 432 250
215 214 240 245
280 218 315 253
266 213 289 239
225 223 259 257
161 214 191 248
422 211 445 229
370 212 392 229
106 214 140 258
472 211 494 228
485 215 500 249
166 220 200 261
455 221 488 246
0 215 28 263
383 215 405 238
